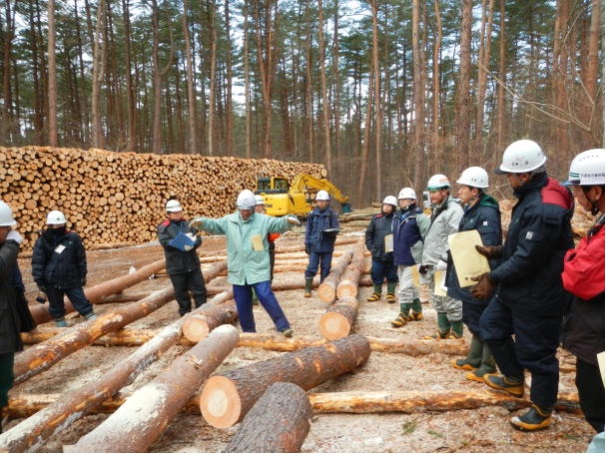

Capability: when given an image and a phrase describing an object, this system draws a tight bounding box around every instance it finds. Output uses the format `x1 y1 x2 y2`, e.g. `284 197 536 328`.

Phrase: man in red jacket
561 149 605 436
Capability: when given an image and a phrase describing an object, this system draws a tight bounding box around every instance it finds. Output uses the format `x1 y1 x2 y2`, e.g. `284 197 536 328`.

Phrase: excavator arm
290 174 349 205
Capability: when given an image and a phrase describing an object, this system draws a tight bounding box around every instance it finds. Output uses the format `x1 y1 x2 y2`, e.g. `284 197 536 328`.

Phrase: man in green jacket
191 190 299 337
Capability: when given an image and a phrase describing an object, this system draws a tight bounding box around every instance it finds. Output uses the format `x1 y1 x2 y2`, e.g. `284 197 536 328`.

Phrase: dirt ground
9 223 597 453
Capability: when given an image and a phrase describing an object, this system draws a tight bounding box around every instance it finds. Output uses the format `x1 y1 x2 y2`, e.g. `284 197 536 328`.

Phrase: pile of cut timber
0 146 326 250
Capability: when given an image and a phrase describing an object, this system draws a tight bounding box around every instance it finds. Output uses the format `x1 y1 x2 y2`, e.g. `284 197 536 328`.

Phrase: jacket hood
479 193 499 209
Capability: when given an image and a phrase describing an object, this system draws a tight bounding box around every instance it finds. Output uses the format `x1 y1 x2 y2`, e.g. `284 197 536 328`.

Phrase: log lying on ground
317 249 354 303
182 300 238 342
31 258 166 325
14 261 227 385
5 391 582 419
318 296 360 341
199 333 371 428
224 383 312 453
73 325 240 453
1 290 233 453
336 243 366 299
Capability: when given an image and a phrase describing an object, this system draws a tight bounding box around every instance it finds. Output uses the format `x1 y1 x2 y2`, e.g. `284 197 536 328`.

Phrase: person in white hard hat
32 211 96 327
446 167 501 382
390 187 429 327
190 190 300 337
561 149 605 438
0 201 25 430
303 190 340 297
472 139 574 431
365 195 399 303
420 174 464 339
157 199 207 316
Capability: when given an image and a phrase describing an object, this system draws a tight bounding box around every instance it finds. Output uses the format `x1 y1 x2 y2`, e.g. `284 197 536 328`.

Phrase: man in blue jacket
472 140 574 431
157 199 207 316
391 188 429 327
365 195 398 303
304 190 340 298
32 210 96 327
447 167 501 382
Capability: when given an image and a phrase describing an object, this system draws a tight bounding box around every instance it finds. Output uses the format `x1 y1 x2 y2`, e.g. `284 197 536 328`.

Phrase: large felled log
31 258 166 325
73 325 240 453
199 333 371 428
0 290 233 453
318 296 359 340
224 383 312 453
336 243 366 299
317 249 354 303
14 261 227 384
182 300 238 342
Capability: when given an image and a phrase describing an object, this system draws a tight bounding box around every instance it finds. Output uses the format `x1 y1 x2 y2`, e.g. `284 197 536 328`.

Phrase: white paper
598 352 605 386
54 244 66 254
384 234 394 253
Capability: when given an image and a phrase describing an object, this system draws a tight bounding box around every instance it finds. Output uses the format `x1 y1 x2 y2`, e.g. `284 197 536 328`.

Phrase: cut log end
319 312 351 341
317 283 336 304
336 281 357 300
182 314 210 342
199 376 242 429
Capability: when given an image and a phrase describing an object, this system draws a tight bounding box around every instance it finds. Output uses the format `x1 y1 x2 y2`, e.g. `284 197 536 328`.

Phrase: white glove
184 245 193 252
286 216 301 226
6 230 22 244
189 218 203 230
435 259 448 271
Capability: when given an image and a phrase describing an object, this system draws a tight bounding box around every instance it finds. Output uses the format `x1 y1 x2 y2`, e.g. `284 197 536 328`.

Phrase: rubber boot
466 343 497 382
410 298 423 320
55 317 68 328
424 312 450 339
510 404 552 431
304 278 313 298
484 373 524 398
386 282 397 303
84 312 97 321
451 334 483 371
391 303 411 328
448 320 464 339
367 284 382 302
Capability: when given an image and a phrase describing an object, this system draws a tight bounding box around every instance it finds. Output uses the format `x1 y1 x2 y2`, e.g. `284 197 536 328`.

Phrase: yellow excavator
255 174 352 217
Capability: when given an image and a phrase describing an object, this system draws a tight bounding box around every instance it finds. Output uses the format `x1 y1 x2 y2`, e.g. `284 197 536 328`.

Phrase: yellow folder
447 230 490 288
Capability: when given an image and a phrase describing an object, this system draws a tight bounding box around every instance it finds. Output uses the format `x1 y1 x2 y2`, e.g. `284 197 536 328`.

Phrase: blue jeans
480 297 561 410
305 251 333 281
370 259 398 286
46 286 94 319
233 281 290 333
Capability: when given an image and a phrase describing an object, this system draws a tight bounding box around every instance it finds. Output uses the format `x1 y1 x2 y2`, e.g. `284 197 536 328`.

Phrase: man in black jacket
157 200 207 316
472 140 574 431
32 210 95 327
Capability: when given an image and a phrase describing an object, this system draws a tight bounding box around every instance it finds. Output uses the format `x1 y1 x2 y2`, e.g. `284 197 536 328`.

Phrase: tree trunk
371 0 382 201
47 0 58 147
455 0 472 170
182 299 238 342
411 0 425 188
243 0 252 158
199 333 371 428
496 0 506 151
72 325 239 453
182 0 197 154
317 249 354 303
224 382 312 453
336 243 366 299
207 1 217 155
318 296 359 341
91 0 106 149
431 0 442 176
224 0 234 156
474 0 495 159
317 0 332 177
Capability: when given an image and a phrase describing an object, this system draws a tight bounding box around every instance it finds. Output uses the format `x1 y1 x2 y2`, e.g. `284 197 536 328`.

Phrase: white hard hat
427 174 450 191
165 200 182 212
563 149 606 186
236 189 257 210
398 187 417 200
254 195 265 205
0 201 16 227
497 139 547 174
46 210 67 225
382 195 398 206
316 190 330 201
457 166 489 189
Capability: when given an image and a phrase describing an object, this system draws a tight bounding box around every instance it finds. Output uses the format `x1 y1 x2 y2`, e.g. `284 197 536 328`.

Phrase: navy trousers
233 281 290 333
169 269 207 316
462 301 488 337
46 286 94 319
370 259 398 286
480 297 561 411
0 353 13 407
305 251 333 282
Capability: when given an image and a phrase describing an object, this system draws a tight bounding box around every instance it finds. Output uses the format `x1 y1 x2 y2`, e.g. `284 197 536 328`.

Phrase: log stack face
0 146 326 251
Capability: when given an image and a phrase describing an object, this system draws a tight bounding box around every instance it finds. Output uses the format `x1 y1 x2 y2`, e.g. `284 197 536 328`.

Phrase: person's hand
286 216 301 226
6 230 22 244
184 245 193 252
435 259 447 271
470 273 496 300
475 245 503 260
81 277 87 287
305 245 310 255
418 265 430 275
189 218 203 230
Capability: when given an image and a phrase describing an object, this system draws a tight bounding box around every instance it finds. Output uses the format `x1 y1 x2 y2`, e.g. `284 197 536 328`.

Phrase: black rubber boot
304 278 313 298
510 404 552 431
452 334 482 371
484 373 524 398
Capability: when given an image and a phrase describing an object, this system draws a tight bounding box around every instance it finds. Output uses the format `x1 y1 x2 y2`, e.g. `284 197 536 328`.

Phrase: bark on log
319 296 359 341
224 383 312 453
317 249 354 303
4 391 582 419
72 325 240 453
31 258 166 325
336 243 366 299
0 290 233 452
199 333 371 428
13 261 227 384
182 300 238 342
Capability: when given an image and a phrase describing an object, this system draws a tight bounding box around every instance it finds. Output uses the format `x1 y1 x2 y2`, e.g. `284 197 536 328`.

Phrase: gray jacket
422 196 463 266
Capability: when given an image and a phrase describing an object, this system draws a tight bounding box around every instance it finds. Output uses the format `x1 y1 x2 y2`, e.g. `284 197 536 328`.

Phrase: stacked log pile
0 146 326 251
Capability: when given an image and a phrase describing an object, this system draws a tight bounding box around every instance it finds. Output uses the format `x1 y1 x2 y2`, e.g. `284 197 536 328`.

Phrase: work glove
470 272 496 301
5 230 22 244
36 292 47 304
435 259 448 271
184 245 193 252
286 215 301 226
475 245 503 260
418 265 430 275
81 277 87 287
305 245 310 255
189 218 204 230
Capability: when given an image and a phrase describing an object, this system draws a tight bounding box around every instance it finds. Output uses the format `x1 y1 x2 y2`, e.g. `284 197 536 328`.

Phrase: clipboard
384 234 394 253
448 230 490 287
168 233 196 252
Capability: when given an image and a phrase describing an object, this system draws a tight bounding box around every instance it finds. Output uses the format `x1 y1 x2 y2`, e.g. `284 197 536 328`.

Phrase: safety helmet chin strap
582 186 602 216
